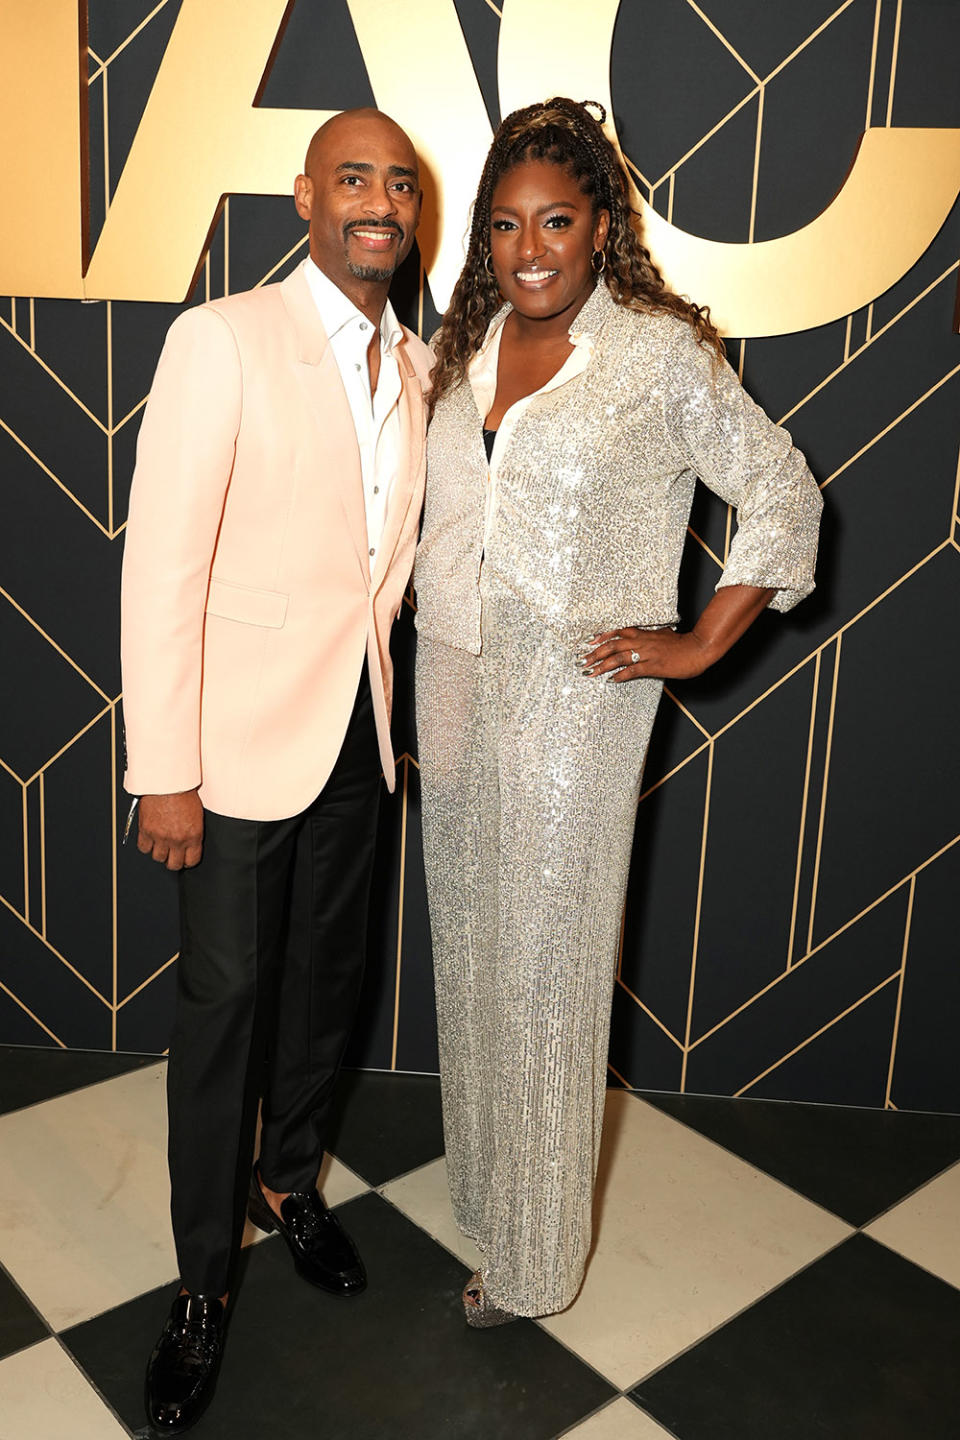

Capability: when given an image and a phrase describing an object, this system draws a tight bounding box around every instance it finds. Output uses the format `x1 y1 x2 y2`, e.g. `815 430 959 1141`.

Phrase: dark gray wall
1 0 958 1112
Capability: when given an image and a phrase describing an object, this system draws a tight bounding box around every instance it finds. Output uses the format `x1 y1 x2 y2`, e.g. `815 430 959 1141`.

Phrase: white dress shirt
304 257 403 563
467 306 595 551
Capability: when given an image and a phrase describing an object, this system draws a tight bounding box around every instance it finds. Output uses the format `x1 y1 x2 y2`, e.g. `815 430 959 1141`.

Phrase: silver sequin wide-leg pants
416 588 662 1317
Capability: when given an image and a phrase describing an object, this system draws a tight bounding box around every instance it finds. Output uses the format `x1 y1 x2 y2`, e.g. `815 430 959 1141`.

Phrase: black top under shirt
482 427 497 463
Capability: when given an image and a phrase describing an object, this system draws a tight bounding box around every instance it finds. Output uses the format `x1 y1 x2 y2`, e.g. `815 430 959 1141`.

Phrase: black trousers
167 668 381 1295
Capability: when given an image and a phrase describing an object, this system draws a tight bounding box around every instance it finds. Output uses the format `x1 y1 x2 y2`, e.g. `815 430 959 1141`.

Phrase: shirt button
369 547 376 557
355 362 362 371
360 322 369 331
373 485 379 494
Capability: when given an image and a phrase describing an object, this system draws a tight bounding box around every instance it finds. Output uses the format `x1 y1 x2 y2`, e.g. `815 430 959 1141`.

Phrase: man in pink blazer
121 109 432 1434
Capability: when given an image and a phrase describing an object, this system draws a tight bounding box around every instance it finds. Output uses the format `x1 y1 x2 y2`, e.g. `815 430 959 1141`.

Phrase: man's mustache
343 220 404 239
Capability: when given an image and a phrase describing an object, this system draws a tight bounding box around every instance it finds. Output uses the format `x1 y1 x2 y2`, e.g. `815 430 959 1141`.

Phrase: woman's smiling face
489 158 609 330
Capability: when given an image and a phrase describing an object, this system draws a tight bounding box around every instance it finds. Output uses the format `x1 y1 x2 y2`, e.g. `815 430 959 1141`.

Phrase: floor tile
0 1336 130 1438
541 1091 851 1389
64 1191 616 1440
0 1044 155 1117
866 1157 960 1287
560 1397 678 1439
631 1234 960 1440
381 1156 482 1273
642 1089 960 1224
0 1264 48 1362
0 1065 367 1330
388 1091 851 1392
326 1068 445 1186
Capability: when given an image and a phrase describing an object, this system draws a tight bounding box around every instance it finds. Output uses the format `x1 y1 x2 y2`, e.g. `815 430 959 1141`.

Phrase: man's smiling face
295 110 421 299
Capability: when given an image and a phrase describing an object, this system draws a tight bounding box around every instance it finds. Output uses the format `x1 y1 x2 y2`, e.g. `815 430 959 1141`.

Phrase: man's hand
137 791 204 870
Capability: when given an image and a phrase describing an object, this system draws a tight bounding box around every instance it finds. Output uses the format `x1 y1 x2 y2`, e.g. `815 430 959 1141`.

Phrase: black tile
639 1090 960 1227
326 1069 445 1187
633 1234 960 1440
0 1264 49 1361
64 1191 615 1440
0 1045 156 1117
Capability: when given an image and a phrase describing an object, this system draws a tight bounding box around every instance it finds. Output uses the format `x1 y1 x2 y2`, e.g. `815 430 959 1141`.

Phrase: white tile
0 1065 368 1329
0 1337 129 1440
385 1092 851 1390
540 1092 852 1388
380 1157 482 1274
561 1397 676 1440
866 1158 960 1288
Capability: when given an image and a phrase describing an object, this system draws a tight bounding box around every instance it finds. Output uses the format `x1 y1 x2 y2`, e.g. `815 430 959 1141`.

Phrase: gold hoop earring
484 253 496 279
591 248 607 275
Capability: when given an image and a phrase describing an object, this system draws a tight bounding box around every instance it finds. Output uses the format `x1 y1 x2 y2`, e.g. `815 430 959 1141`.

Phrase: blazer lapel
371 331 426 593
280 264 370 583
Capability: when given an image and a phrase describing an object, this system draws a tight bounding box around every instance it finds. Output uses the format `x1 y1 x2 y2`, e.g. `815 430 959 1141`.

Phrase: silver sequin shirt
415 282 823 651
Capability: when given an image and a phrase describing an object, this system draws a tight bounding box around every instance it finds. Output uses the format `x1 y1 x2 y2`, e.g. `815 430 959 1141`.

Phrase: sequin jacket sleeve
661 322 823 613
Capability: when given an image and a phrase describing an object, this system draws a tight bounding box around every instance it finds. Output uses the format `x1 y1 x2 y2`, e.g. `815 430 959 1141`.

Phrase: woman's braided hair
429 97 724 414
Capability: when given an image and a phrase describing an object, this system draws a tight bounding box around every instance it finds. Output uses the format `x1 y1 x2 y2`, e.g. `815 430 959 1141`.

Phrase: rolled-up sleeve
663 325 823 613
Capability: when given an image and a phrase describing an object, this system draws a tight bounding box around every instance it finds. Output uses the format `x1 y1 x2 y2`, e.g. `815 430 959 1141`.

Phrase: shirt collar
304 256 403 354
472 279 615 373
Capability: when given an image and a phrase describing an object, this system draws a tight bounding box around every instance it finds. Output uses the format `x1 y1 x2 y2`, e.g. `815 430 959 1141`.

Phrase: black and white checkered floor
1 1047 959 1439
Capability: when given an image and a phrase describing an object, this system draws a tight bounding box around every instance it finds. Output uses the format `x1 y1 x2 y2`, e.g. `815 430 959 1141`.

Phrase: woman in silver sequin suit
414 99 822 1323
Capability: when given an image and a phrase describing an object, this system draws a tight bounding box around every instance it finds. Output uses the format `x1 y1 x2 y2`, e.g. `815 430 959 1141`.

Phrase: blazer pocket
205 578 288 628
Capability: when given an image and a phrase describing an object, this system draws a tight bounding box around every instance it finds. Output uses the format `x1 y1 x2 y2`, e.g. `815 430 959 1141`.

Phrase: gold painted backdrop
0 0 958 1111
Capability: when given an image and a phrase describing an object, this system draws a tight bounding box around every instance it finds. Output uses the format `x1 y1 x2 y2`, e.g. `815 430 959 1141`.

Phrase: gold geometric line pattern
0 892 112 1008
28 703 115 787
663 686 711 740
885 0 903 128
778 260 959 426
0 979 65 1048
2 3 954 1093
885 873 914 1107
683 0 760 85
864 0 882 131
747 83 764 245
616 975 684 1051
0 313 108 429
786 646 822 970
86 0 173 83
0 583 111 706
0 754 23 785
390 754 411 1070
734 970 901 1097
38 771 46 937
823 362 960 490
688 830 960 1054
680 739 714 1090
0 417 112 537
117 953 178 1012
636 0 859 191
110 704 118 1045
805 634 842 954
686 524 724 569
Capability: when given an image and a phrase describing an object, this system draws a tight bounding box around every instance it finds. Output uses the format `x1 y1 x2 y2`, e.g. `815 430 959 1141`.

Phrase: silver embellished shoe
462 1270 516 1328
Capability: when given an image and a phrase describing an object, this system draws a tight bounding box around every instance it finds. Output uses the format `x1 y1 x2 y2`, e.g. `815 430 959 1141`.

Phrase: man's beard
343 222 403 284
346 258 400 283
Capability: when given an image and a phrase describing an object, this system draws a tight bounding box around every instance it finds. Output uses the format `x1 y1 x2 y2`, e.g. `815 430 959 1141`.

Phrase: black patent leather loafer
145 1291 225 1434
247 1165 366 1295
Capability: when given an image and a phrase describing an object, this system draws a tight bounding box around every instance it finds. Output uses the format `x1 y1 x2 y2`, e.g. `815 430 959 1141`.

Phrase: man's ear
293 173 313 223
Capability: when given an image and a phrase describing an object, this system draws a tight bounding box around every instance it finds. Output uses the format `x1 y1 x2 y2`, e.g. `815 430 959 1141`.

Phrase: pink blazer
121 260 432 821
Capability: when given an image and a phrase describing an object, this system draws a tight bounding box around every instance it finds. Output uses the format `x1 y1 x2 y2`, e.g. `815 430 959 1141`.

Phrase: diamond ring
630 651 640 664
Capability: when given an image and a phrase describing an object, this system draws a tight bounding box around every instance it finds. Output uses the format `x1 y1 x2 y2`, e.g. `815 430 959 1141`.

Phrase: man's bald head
304 109 418 183
293 109 422 309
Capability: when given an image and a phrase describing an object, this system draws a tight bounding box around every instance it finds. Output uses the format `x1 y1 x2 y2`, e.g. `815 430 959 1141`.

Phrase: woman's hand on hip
578 627 713 682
